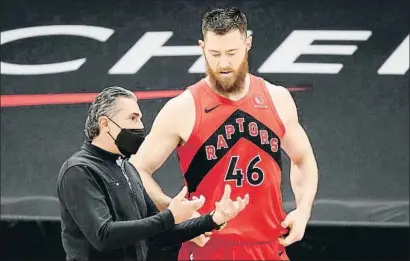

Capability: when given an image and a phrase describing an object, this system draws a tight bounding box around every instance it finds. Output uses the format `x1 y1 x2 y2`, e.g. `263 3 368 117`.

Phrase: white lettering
109 32 201 74
258 30 372 74
1 25 114 75
378 35 409 75
1 27 407 76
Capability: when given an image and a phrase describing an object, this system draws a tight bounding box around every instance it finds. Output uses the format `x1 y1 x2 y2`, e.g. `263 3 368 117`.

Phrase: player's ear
198 39 205 50
246 35 252 51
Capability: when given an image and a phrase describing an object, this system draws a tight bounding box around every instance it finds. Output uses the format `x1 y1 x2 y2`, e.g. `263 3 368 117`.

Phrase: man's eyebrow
129 112 140 117
208 48 239 52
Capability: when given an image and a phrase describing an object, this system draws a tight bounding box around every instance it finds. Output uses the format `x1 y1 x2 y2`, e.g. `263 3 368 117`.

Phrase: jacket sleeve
143 189 217 248
58 164 175 252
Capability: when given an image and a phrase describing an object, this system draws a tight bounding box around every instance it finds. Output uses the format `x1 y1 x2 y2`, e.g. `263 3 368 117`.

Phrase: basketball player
130 6 318 260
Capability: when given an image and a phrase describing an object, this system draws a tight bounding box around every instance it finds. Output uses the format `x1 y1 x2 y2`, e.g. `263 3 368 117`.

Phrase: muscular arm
129 94 189 211
289 161 309 211
131 92 212 246
269 85 318 215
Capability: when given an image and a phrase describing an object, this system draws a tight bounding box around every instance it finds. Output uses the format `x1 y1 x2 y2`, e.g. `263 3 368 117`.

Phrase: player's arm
131 92 214 247
269 85 318 216
129 96 184 211
281 88 318 215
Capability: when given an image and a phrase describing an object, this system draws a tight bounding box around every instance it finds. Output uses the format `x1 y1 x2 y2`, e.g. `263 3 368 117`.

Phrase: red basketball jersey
177 74 288 244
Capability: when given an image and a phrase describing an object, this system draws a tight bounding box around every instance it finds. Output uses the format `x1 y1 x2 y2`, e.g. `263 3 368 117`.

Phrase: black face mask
108 119 145 158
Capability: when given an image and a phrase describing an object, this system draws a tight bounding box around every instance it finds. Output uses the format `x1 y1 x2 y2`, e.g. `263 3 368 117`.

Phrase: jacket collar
81 141 123 163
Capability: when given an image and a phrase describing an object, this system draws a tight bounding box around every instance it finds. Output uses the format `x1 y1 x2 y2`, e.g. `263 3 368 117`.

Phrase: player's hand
278 208 310 247
189 209 212 247
212 184 250 225
168 186 205 224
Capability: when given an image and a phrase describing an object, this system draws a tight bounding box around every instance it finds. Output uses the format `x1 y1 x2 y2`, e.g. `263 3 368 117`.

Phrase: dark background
1 0 409 259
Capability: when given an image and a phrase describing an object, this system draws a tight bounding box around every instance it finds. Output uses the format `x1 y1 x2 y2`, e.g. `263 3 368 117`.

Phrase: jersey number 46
224 155 264 187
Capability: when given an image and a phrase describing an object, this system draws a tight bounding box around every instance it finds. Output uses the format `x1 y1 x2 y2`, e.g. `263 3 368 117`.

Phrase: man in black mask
84 86 146 158
57 86 249 261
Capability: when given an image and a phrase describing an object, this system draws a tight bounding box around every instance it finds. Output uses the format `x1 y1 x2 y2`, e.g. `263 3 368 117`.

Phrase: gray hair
84 86 136 141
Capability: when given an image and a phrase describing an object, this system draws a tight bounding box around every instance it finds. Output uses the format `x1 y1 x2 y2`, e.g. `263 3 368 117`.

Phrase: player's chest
198 108 280 153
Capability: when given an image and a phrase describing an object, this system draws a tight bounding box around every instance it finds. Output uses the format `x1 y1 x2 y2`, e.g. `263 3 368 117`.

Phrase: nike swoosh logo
204 104 221 113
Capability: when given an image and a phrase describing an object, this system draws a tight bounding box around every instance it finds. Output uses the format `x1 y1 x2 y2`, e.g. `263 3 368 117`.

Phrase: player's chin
223 85 237 93
217 80 235 91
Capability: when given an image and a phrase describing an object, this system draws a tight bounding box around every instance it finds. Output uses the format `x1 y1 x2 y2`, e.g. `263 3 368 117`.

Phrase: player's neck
205 74 251 101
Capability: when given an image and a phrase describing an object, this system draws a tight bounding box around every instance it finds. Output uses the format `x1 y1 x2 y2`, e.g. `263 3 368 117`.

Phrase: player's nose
218 58 231 69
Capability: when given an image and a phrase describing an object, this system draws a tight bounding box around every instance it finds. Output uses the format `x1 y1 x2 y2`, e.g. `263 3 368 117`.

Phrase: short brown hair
201 7 248 38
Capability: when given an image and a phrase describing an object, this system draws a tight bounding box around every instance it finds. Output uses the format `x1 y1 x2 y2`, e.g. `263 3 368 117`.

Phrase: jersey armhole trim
260 80 286 138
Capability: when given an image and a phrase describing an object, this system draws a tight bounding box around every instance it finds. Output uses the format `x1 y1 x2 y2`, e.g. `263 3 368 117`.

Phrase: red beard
206 52 249 95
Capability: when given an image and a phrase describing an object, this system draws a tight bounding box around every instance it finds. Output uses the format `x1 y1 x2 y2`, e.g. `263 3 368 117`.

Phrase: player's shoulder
159 87 195 115
262 79 293 100
259 78 297 122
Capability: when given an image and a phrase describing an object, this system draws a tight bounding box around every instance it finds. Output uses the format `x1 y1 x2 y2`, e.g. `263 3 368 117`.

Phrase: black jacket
57 142 216 261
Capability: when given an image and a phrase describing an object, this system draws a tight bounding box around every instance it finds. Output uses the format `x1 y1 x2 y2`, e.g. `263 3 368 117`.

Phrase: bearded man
130 6 318 260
